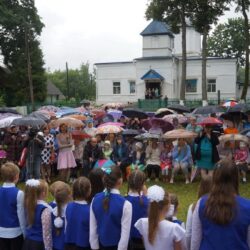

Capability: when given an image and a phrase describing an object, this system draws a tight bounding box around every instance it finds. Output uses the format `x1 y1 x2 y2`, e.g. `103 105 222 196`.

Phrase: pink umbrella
197 117 222 126
98 122 124 128
163 114 187 124
142 118 174 133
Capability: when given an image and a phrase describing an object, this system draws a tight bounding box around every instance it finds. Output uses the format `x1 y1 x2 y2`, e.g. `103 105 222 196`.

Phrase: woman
191 159 250 250
195 125 220 179
145 139 161 182
56 123 76 182
41 125 54 183
171 138 192 184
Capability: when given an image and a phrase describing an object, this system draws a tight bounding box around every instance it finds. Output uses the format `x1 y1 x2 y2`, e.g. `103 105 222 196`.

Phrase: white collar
172 216 178 221
74 200 88 205
104 188 120 195
37 200 52 210
2 182 16 188
128 191 140 197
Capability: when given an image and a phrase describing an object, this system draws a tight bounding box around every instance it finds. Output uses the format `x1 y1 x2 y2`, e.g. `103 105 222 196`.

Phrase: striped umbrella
222 100 238 107
96 125 123 134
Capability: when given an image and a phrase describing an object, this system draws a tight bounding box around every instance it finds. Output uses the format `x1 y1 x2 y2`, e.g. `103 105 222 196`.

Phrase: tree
46 63 96 101
191 0 230 106
0 0 46 107
234 0 250 101
145 0 193 104
207 18 246 68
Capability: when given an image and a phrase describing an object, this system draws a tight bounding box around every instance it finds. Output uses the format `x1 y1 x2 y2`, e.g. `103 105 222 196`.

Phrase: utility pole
66 62 69 100
25 25 35 111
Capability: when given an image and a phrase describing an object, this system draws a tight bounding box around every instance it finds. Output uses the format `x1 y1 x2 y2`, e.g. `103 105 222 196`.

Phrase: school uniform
90 189 132 250
191 195 250 250
172 216 185 229
0 183 26 250
125 192 149 250
23 200 52 250
49 201 57 209
64 201 90 250
52 205 67 250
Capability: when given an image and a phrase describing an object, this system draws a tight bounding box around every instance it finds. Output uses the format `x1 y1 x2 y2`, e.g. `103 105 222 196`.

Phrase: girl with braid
90 166 132 250
126 170 149 250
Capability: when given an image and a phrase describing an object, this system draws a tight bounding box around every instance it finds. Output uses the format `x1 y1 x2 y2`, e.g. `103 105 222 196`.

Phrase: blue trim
141 69 164 81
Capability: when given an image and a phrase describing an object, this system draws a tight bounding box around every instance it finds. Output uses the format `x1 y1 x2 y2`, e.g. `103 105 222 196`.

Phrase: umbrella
38 105 60 113
241 128 250 136
12 117 46 127
141 118 174 133
222 100 238 107
122 129 140 136
80 99 91 105
68 114 87 121
107 109 122 121
39 110 56 118
168 104 190 113
192 105 225 115
0 108 20 115
163 114 188 124
91 109 106 120
123 108 148 119
71 130 91 140
197 117 223 126
56 109 80 118
163 129 197 139
220 112 248 121
155 108 175 118
219 134 249 145
96 125 123 134
29 111 50 122
98 122 124 128
0 113 21 120
146 112 155 118
104 102 125 109
0 116 22 128
135 132 160 140
51 117 83 128
102 114 115 123
227 103 250 113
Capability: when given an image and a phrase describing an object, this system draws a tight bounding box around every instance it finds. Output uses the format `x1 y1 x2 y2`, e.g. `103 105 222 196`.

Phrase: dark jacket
132 151 146 166
83 141 102 163
195 132 220 163
112 143 129 163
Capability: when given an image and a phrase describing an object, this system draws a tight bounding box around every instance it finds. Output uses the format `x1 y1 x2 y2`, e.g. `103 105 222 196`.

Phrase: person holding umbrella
195 125 220 179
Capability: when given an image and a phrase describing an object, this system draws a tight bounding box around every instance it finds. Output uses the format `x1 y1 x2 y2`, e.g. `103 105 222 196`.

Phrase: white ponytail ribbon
147 185 165 202
25 179 40 187
54 217 64 228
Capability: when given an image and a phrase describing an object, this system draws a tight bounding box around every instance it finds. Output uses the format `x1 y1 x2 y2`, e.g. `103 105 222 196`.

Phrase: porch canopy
141 69 164 81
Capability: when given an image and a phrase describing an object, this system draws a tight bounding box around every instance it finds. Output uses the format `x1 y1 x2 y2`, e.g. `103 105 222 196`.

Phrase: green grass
9 176 250 222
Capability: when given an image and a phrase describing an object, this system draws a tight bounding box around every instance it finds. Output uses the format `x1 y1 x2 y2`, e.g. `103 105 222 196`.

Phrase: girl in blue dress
191 159 250 250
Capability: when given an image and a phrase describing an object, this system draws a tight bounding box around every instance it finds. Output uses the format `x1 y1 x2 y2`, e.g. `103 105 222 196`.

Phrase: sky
35 0 242 71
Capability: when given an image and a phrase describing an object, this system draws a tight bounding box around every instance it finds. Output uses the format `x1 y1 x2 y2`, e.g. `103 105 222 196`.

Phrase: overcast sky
35 0 242 71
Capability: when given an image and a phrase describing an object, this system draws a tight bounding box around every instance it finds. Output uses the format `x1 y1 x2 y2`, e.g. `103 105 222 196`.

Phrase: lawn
13 175 250 222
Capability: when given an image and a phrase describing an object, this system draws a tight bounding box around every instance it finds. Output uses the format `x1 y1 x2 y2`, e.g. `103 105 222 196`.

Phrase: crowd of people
1 105 250 250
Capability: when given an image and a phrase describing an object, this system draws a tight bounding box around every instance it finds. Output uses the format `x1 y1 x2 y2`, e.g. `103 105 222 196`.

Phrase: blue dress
196 137 214 170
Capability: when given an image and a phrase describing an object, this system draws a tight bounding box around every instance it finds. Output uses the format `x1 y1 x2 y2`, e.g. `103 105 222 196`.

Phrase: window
113 82 121 94
129 81 136 94
207 79 216 93
186 79 197 93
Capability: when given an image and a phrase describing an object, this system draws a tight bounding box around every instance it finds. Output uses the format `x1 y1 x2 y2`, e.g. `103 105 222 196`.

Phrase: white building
95 20 237 105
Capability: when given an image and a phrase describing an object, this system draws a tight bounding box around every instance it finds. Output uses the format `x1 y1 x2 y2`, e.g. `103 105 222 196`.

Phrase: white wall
142 35 173 57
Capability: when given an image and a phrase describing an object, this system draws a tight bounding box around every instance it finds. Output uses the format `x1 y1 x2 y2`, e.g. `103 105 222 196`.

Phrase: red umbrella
91 109 106 120
72 130 91 140
197 117 222 126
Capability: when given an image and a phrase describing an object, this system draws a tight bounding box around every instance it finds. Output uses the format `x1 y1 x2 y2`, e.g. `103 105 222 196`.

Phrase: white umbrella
0 116 22 128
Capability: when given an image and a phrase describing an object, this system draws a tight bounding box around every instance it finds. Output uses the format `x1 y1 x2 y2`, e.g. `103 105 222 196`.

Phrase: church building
95 20 237 104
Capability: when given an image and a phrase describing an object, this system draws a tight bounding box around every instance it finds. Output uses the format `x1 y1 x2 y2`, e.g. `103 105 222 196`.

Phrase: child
23 179 52 250
64 177 91 250
160 141 173 182
234 142 249 183
168 193 185 229
49 181 66 208
126 170 149 250
103 140 113 160
135 185 185 250
52 182 71 250
0 162 26 250
90 166 132 250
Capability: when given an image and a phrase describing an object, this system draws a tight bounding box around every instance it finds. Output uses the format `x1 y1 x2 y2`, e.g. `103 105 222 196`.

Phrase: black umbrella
228 103 250 113
29 111 50 122
123 108 148 119
168 104 190 113
192 105 225 115
220 112 248 121
135 132 160 140
122 129 140 136
11 117 46 128
0 107 20 115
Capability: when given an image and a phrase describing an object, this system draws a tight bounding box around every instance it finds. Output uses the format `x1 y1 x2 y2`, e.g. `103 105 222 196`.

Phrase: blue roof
141 69 164 81
140 20 174 37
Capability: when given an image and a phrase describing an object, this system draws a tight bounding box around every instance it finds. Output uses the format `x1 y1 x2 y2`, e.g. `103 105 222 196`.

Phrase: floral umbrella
163 129 197 139
95 125 123 135
163 114 188 124
98 122 124 128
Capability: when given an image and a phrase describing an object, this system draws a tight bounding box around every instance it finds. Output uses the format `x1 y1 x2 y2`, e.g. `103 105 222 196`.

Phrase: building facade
95 21 237 105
